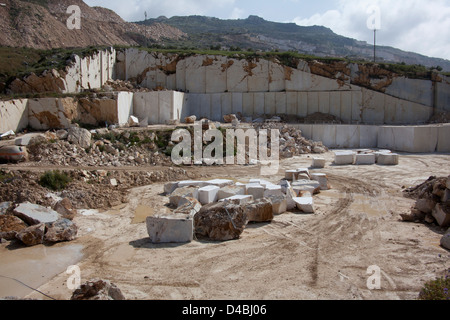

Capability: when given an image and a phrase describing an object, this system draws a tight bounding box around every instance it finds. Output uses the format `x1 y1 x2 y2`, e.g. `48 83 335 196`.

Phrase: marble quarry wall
120 48 450 124
8 48 116 94
1 48 449 153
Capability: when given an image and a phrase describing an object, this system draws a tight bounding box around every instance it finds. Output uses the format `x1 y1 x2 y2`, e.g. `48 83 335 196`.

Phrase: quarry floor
1 151 450 300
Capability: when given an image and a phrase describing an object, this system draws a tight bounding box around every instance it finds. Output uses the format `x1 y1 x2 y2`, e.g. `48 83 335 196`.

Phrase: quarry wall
8 48 116 94
1 48 449 153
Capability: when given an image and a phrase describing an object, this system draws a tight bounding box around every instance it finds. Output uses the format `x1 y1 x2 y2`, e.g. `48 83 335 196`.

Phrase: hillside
0 0 186 49
139 15 450 72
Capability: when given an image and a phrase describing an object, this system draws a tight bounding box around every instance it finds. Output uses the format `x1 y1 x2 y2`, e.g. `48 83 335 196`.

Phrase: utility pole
145 11 148 48
373 29 377 63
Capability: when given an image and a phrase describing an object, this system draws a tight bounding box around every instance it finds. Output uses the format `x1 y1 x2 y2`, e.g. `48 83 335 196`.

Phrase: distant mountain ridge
0 0 185 50
139 15 450 72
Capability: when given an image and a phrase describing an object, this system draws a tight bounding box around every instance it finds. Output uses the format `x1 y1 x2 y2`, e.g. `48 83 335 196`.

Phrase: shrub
39 170 72 191
418 269 450 300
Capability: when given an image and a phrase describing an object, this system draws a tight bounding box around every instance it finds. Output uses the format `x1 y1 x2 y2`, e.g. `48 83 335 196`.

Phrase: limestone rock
223 114 238 123
184 115 197 124
169 187 199 207
243 198 274 222
414 198 437 214
71 279 125 300
174 197 202 217
56 130 68 140
432 203 450 227
45 219 78 243
53 198 77 220
0 215 28 240
194 202 248 241
16 223 45 246
441 228 450 250
67 127 92 149
0 202 12 215
14 202 60 226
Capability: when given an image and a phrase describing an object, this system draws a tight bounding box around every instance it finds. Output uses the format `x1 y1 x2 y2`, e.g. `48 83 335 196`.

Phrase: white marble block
198 185 220 205
146 215 193 243
355 153 376 165
293 197 315 214
334 151 356 165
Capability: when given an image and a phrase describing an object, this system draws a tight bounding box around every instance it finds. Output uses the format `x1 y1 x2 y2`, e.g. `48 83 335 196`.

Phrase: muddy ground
1 151 449 300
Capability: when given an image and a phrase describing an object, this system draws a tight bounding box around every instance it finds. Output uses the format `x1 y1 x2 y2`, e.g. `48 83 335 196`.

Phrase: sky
84 0 450 61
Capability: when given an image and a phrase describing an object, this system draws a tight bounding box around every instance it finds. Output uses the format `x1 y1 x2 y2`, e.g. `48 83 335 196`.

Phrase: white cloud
230 7 245 19
292 0 450 60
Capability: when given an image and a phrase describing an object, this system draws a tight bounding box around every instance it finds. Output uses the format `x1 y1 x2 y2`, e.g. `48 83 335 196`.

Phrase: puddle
0 243 84 299
132 205 157 224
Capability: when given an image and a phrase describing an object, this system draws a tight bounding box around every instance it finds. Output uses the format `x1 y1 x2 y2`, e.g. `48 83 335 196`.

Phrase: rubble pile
102 79 152 93
0 199 78 247
250 121 328 158
402 176 450 226
402 176 450 249
150 172 330 243
24 127 172 168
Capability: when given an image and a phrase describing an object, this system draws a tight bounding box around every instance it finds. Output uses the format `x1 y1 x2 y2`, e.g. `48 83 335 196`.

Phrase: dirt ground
2 151 450 300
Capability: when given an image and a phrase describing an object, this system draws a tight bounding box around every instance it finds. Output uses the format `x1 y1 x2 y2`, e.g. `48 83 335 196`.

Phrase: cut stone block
177 180 208 188
169 187 199 207
217 185 246 201
13 202 60 226
220 195 254 205
205 179 235 188
293 197 315 214
267 195 288 215
243 199 274 222
198 185 220 205
432 204 450 227
249 179 273 188
164 182 179 195
194 202 247 241
146 215 193 244
264 185 283 197
377 153 399 166
296 168 310 176
310 173 330 190
312 158 326 168
174 197 202 218
354 153 376 165
291 180 321 195
334 151 355 165
246 184 265 200
296 173 310 181
285 170 297 181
